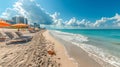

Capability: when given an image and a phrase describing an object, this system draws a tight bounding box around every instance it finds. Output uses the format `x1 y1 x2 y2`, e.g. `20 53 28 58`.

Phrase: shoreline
43 30 78 67
0 29 116 67
48 30 102 67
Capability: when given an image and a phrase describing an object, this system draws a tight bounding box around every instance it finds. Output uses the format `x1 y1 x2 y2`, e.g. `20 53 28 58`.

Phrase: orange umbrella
11 23 28 31
12 23 28 28
0 21 11 28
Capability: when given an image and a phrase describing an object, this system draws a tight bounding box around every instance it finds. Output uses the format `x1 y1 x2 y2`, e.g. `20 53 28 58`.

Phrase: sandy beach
43 30 77 67
0 29 77 67
0 29 109 67
1 0 120 67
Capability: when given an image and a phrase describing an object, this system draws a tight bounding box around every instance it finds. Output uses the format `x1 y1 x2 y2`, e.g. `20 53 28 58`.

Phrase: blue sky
36 0 120 21
1 0 120 21
0 0 120 29
0 0 17 15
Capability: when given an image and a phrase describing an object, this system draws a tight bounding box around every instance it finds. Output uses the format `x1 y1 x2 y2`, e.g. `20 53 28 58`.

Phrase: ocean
50 29 120 67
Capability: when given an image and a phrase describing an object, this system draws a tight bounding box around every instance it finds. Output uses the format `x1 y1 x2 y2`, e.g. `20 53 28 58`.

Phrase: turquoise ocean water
50 29 120 67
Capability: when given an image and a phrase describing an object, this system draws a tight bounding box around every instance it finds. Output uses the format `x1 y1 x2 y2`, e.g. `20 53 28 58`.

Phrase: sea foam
50 30 120 67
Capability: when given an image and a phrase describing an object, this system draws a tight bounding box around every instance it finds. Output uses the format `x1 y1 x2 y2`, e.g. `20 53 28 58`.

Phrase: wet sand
43 30 77 67
49 30 102 67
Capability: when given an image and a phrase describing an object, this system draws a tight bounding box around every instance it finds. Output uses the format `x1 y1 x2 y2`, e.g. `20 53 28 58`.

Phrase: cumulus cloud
50 12 64 26
0 8 17 19
0 0 53 25
50 13 120 29
63 13 120 29
0 0 120 29
93 13 120 28
66 17 76 26
93 17 108 27
64 17 93 28
113 13 120 22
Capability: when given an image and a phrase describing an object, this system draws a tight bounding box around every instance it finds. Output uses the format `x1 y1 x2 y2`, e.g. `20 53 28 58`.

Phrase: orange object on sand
47 50 56 56
0 21 11 28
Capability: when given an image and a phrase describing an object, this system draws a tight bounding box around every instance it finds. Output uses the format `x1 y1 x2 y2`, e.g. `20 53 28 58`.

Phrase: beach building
12 16 28 24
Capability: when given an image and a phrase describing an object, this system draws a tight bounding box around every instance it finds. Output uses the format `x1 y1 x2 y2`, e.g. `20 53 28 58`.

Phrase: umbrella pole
18 28 20 31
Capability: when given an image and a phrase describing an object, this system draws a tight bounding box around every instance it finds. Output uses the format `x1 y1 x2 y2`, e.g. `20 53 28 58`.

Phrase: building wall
12 16 28 24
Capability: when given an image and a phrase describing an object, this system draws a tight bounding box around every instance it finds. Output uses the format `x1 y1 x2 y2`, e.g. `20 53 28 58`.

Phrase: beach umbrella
0 21 11 28
11 23 28 31
12 23 28 28
0 21 11 37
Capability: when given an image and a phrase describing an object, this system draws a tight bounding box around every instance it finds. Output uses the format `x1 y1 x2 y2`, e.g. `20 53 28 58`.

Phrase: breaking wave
50 30 120 67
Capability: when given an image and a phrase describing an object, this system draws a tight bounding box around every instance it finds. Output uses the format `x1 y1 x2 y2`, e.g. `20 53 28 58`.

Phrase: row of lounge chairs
0 31 33 45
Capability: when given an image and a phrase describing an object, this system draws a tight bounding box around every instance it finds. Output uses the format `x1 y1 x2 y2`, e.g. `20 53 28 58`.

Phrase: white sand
43 30 77 67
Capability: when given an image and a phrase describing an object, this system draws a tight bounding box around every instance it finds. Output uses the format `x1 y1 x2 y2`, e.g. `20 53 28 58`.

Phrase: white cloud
113 13 120 22
0 8 18 19
50 12 64 26
0 0 120 29
1 0 53 25
66 17 76 26
93 13 120 28
93 17 108 27
50 12 60 19
60 13 120 29
65 17 93 28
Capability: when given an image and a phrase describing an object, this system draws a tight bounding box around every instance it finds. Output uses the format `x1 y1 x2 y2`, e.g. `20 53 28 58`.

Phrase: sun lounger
4 32 30 45
29 30 36 33
15 32 32 40
0 32 7 42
